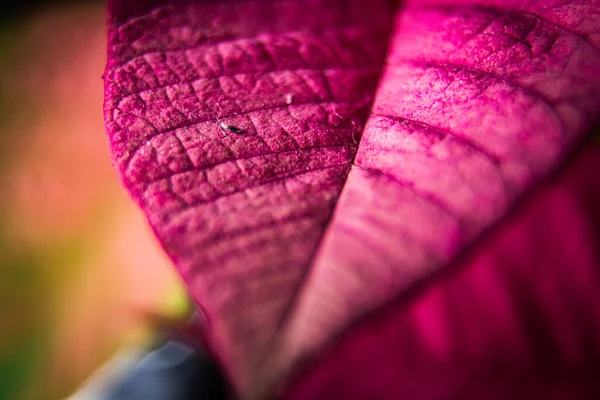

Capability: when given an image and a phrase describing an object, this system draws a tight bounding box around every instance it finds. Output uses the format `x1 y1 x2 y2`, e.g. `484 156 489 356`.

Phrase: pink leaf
103 0 600 398
283 141 600 399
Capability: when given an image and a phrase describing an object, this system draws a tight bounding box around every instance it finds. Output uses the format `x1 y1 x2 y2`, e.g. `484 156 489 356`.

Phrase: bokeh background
0 1 190 399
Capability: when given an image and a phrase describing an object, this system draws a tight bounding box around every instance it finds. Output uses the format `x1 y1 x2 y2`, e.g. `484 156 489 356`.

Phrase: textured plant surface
104 0 600 398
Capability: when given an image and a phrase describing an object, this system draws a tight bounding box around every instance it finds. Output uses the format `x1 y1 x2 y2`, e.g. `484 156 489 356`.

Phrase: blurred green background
0 2 189 399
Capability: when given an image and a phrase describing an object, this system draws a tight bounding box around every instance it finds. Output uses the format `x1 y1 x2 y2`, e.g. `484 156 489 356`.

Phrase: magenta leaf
103 0 600 398
283 141 600 399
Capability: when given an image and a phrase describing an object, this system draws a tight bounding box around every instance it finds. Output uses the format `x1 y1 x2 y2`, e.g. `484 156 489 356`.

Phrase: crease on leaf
282 131 600 399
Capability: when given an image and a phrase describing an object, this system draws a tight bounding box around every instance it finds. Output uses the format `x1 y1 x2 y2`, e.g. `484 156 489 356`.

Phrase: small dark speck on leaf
219 122 244 135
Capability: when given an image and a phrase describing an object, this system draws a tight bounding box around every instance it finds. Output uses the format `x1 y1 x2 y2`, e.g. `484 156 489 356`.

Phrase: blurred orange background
0 3 189 399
